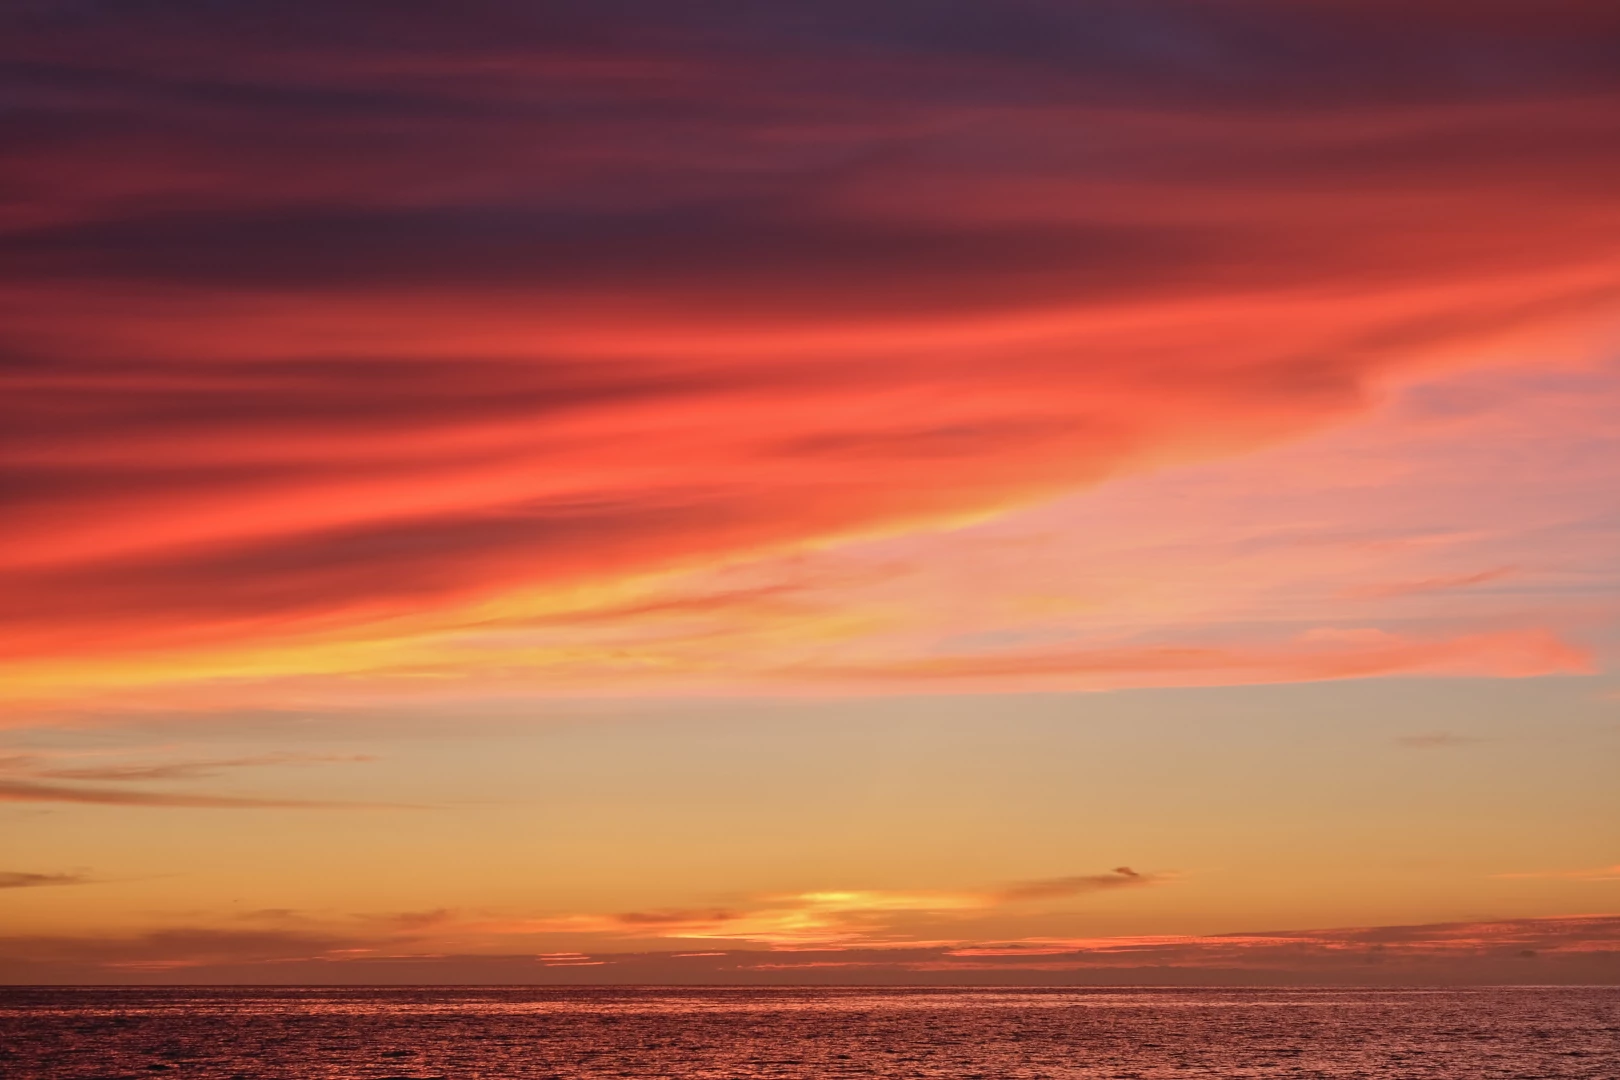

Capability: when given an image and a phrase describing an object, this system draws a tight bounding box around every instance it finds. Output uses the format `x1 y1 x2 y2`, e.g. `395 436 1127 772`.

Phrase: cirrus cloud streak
3 2 1620 704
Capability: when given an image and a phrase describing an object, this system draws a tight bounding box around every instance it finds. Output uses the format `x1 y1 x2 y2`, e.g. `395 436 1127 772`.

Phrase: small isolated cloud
997 867 1155 902
1396 732 1486 749
0 871 87 889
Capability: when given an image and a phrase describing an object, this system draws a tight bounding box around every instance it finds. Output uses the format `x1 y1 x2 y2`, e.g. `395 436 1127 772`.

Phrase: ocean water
1 986 1616 1079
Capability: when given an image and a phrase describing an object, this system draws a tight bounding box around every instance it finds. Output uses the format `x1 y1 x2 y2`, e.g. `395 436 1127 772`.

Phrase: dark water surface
2 986 1617 1079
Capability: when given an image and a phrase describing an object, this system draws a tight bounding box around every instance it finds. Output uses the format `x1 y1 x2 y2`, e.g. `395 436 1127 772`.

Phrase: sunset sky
2 1 1618 984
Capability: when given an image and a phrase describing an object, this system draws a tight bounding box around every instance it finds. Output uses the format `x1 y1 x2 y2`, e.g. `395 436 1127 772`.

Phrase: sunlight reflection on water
3 985 1617 1078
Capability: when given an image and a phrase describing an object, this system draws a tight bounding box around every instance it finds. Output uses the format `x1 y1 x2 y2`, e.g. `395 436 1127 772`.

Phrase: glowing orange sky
1 1 1617 983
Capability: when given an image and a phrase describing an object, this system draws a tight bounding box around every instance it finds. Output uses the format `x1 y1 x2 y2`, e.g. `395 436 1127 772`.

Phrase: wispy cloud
3 915 1615 985
0 750 389 808
479 870 1163 947
0 778 395 810
1342 567 1516 600
26 752 374 783
996 867 1152 902
3 3 1619 704
0 871 87 889
932 914 1620 972
808 628 1590 690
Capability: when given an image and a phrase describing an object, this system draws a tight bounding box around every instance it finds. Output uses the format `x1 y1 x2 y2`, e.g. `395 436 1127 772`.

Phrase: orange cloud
4 915 1615 986
462 871 1162 948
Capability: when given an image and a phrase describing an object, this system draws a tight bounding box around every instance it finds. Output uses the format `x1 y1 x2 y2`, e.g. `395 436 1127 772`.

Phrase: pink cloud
808 628 1591 690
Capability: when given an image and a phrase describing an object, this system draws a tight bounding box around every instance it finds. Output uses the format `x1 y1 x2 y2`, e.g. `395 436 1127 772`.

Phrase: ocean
1 986 1616 1079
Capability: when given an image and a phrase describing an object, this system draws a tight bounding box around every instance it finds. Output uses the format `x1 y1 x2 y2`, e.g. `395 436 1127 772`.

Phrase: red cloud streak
3 3 1619 674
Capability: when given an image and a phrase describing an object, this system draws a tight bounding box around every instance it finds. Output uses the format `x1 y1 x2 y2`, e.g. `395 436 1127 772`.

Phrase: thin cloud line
0 778 413 810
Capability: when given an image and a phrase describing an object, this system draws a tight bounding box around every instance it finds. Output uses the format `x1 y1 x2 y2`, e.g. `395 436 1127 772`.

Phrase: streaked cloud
996 868 1149 902
928 914 1620 974
470 871 1162 948
3 752 374 783
0 750 385 808
0 778 393 810
2 2 1618 706
1342 567 1516 601
0 872 87 890
810 629 1590 690
0 1 1616 988
3 914 1613 985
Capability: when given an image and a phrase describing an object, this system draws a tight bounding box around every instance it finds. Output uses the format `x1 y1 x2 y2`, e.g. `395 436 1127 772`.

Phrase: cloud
0 927 349 974
997 867 1153 902
929 914 1620 978
485 897 952 946
2 2 1619 700
3 914 1615 986
477 871 1162 947
0 778 394 810
0 871 87 889
611 909 745 928
0 749 390 807
809 628 1590 690
1 752 375 783
1342 567 1516 600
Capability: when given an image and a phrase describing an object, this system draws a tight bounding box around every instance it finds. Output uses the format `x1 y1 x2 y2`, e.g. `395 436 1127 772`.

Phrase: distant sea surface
2 986 1617 1079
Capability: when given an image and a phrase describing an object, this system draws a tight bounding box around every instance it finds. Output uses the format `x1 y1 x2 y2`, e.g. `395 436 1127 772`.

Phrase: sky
1 1 1618 984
